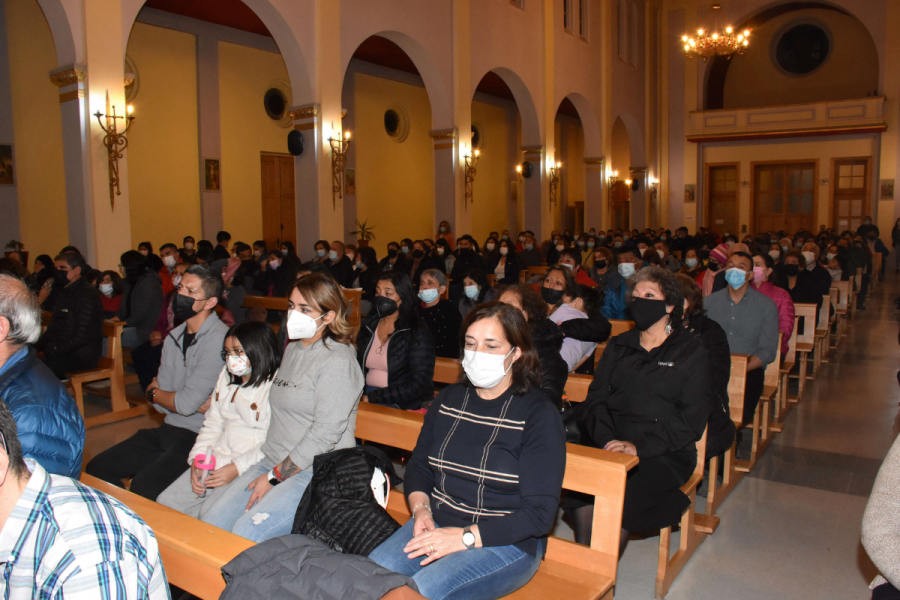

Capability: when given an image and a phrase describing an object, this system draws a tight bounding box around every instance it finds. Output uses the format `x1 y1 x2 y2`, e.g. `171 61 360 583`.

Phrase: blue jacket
601 279 629 320
0 346 85 478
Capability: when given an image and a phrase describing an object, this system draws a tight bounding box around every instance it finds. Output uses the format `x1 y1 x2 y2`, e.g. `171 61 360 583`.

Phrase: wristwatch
146 388 159 404
462 526 476 550
267 469 281 486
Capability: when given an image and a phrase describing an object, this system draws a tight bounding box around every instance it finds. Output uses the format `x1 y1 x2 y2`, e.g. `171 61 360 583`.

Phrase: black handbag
561 399 590 445
291 445 402 556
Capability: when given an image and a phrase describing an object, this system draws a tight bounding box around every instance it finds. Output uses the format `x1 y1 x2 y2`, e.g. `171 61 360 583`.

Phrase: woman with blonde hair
203 273 364 542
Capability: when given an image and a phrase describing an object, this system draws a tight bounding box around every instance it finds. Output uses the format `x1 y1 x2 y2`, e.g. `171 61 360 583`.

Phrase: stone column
431 128 462 237
49 64 95 264
196 34 223 240
290 103 322 252
0 2 20 246
584 157 605 231
521 146 544 236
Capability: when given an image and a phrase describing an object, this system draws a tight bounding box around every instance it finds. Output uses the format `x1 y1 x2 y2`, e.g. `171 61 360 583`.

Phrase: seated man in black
35 252 103 380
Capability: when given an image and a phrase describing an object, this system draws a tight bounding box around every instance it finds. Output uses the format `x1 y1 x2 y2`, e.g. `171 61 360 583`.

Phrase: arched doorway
341 34 438 255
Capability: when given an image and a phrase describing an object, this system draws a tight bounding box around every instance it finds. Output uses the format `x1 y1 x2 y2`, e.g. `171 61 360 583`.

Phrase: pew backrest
727 354 750 424
833 281 850 311
433 357 461 384
794 303 816 346
817 294 830 331
594 320 635 365
763 333 782 389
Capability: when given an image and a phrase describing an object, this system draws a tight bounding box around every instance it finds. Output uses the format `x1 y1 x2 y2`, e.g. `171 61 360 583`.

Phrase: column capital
429 128 457 140
521 145 543 161
584 156 605 165
289 103 320 131
629 166 649 174
49 64 87 88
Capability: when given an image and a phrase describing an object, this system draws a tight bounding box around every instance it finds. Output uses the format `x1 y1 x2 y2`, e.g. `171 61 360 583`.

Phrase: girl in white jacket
158 321 282 519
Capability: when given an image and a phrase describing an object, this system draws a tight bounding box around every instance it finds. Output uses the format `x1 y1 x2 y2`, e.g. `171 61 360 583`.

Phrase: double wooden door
610 180 630 231
261 153 296 250
754 162 816 233
708 165 738 237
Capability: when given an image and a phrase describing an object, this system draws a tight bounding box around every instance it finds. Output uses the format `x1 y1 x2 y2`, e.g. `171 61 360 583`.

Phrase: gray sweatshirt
155 313 229 432
862 433 900 589
261 338 364 471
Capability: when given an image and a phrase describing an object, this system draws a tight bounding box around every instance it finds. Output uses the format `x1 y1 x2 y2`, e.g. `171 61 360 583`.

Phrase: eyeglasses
0 430 7 457
220 350 245 361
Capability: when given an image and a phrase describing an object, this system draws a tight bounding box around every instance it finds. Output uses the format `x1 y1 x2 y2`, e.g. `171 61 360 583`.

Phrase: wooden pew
242 288 362 332
828 287 841 350
433 357 461 384
594 319 636 366
832 281 850 341
790 304 816 397
704 354 748 522
872 253 882 291
736 335 781 472
527 266 548 280
241 294 288 311
814 293 831 370
354 403 641 600
849 272 859 319
518 269 528 284
773 316 799 429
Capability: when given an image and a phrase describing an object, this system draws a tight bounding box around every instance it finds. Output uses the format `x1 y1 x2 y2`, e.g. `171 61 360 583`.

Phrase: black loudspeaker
520 162 533 178
287 130 304 156
631 179 640 191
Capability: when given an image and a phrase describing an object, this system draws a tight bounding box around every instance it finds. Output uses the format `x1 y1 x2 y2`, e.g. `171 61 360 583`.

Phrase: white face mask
826 253 836 261
284 248 291 256
462 347 515 389
685 258 698 269
618 262 636 279
769 250 781 261
499 247 508 256
254 249 263 257
556 244 565 252
268 259 280 270
163 255 177 268
226 355 252 377
287 310 325 340
562 263 574 270
656 249 665 260
232 253 238 259
486 243 495 251
802 251 816 269
99 283 114 297
418 288 440 304
184 242 194 250
436 247 445 256
139 249 149 256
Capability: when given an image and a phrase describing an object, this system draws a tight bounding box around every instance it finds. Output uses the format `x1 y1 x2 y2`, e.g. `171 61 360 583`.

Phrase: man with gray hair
0 274 84 478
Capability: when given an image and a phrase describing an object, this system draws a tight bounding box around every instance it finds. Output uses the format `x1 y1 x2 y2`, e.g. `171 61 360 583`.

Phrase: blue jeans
201 458 312 542
368 519 541 600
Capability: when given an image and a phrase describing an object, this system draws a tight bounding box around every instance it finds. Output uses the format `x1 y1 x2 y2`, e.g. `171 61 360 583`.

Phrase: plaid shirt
0 460 169 599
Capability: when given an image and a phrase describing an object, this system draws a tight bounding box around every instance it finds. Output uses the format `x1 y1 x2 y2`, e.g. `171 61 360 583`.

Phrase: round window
384 110 400 136
774 22 831 76
471 123 486 151
264 88 287 120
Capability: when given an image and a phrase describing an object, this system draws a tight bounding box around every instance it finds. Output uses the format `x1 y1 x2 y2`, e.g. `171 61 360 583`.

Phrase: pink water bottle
194 447 216 498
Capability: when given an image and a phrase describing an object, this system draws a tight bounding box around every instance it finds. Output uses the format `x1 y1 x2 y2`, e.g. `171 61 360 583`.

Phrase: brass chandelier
682 4 749 60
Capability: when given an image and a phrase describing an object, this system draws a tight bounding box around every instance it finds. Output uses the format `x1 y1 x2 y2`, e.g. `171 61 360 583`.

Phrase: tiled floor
83 276 900 600
607 276 900 600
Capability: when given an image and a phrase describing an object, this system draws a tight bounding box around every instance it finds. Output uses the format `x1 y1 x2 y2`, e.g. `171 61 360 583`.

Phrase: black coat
449 250 485 284
356 314 436 410
36 277 104 364
530 319 569 408
328 256 355 288
378 255 406 274
417 300 461 359
682 314 735 459
405 255 440 288
559 313 612 376
254 260 299 299
356 267 379 302
581 328 712 462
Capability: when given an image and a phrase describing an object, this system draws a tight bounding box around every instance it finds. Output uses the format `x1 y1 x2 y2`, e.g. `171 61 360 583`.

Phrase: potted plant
4 240 27 265
349 219 376 247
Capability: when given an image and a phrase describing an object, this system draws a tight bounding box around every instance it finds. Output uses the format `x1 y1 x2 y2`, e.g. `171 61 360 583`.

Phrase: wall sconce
518 162 532 178
328 126 351 208
649 176 659 202
607 170 619 202
93 92 134 208
464 149 480 205
548 161 561 206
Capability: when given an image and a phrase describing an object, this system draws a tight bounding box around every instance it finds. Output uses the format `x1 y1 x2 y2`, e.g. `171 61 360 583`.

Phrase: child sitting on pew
157 321 282 519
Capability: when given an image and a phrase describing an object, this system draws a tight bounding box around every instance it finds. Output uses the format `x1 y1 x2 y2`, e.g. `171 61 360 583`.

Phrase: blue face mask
316 249 325 257
401 246 410 254
328 250 338 261
418 288 440 304
464 285 480 299
685 258 698 269
725 267 748 290
356 260 364 270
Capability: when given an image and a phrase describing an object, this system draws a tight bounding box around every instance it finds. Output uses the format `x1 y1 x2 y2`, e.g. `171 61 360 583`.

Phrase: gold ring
430 543 435 554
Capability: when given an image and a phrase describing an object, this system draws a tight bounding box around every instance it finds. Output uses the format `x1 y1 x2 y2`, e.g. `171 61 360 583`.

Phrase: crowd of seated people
0 217 884 599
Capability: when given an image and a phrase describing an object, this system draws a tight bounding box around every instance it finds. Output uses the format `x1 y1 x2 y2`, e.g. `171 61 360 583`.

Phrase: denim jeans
120 326 141 349
200 457 313 542
368 519 541 600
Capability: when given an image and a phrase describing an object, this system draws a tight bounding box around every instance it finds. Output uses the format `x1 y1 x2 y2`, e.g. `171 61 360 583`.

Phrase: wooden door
611 180 630 231
834 159 868 233
754 163 815 233
261 153 296 250
708 165 737 237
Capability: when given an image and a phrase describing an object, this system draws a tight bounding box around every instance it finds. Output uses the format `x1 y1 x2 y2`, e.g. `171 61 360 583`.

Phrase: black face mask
459 246 472 254
595 260 608 270
541 286 565 305
630 297 669 331
785 264 800 277
412 249 424 259
708 262 720 272
173 292 202 322
54 269 70 286
375 296 398 318
387 248 398 258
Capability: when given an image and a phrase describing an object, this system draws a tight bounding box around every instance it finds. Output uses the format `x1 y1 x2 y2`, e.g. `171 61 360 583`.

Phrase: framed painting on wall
684 184 695 203
881 179 894 199
205 159 220 192
345 168 356 196
0 145 13 185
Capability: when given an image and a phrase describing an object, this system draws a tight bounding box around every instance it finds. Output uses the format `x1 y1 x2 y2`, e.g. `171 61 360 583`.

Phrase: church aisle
612 276 898 600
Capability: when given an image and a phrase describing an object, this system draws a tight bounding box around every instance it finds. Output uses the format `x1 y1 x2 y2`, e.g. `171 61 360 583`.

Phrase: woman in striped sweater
369 302 566 600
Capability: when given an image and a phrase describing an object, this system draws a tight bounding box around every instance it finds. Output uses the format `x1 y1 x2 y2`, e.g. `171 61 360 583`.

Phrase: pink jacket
757 281 794 357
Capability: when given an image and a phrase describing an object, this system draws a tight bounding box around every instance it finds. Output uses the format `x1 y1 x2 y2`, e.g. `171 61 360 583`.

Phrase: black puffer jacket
220 535 417 600
356 314 436 410
36 277 104 364
530 319 568 408
559 313 613 375
682 314 735 459
581 327 712 462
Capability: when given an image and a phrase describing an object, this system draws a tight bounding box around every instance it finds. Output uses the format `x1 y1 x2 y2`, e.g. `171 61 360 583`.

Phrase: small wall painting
684 184 695 203
345 168 356 196
205 159 220 192
0 145 13 185
880 179 894 199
